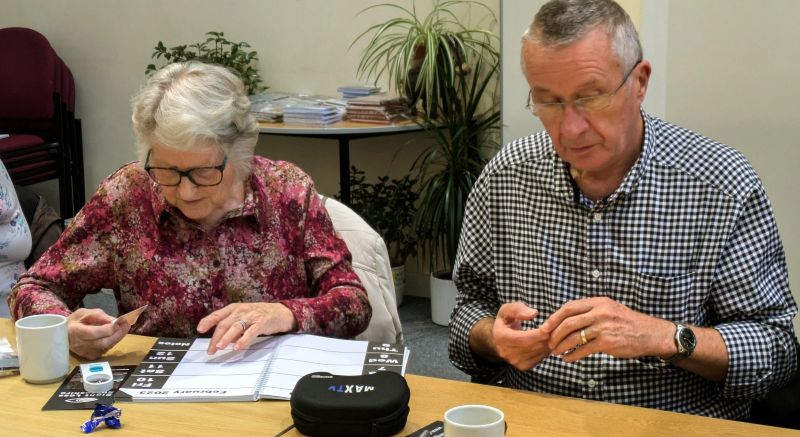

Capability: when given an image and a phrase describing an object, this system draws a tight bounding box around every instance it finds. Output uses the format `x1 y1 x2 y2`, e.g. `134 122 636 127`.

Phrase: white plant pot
430 271 458 326
391 265 405 307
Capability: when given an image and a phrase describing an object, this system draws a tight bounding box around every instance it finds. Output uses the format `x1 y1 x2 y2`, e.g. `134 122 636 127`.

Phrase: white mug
444 404 505 437
15 314 70 384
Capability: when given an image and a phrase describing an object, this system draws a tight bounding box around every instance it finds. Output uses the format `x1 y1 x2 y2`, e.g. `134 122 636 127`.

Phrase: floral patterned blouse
9 156 371 338
0 159 31 318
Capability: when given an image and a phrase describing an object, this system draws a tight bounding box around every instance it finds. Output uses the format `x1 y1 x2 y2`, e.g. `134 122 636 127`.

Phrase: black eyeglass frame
143 149 228 187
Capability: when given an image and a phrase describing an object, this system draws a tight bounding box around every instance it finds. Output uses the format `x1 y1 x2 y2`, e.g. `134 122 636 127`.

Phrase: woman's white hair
131 62 258 179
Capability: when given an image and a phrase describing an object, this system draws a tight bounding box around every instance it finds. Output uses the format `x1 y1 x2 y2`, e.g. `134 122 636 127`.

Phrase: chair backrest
320 195 403 344
0 27 57 120
55 55 75 112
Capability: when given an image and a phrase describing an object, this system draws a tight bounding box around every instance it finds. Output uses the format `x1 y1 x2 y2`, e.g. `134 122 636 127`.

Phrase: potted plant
354 1 500 325
352 0 498 116
416 53 500 325
342 166 418 305
145 31 266 95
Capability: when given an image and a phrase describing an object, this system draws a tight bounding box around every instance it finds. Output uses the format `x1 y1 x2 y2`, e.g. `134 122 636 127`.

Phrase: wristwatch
663 323 696 363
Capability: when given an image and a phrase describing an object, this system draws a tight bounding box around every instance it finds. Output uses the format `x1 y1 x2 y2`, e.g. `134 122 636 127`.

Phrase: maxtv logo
327 384 375 394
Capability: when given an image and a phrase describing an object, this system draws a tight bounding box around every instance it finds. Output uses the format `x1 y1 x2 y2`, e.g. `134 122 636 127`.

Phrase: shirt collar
615 108 655 199
551 157 577 205
550 108 656 206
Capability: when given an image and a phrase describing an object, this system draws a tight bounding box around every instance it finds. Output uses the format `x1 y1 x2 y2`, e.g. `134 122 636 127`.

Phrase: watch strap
662 323 694 364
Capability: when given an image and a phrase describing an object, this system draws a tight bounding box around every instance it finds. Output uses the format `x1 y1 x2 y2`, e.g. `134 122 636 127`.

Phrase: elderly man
449 0 797 419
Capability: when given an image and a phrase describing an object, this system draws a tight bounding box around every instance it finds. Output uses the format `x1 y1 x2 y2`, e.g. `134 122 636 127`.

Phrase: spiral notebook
117 334 409 402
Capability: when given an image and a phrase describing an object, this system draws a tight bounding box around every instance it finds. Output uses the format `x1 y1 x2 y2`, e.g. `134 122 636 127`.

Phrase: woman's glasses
144 150 227 187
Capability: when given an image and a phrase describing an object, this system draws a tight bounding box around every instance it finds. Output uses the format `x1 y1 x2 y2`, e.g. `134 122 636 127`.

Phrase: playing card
112 305 148 327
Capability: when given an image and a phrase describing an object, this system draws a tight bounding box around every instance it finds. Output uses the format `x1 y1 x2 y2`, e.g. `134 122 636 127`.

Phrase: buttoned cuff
449 302 504 379
716 321 797 399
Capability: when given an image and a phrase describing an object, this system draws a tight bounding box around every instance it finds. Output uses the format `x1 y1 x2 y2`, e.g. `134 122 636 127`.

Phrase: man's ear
634 60 652 103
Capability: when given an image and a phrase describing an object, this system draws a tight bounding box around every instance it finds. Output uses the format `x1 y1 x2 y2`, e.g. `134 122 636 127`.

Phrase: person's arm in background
0 160 31 317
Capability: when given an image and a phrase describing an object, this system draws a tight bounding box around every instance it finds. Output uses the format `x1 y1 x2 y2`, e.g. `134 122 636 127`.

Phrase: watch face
678 326 696 352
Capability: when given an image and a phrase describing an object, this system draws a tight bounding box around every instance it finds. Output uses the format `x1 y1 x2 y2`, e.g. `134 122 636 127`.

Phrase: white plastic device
80 361 114 393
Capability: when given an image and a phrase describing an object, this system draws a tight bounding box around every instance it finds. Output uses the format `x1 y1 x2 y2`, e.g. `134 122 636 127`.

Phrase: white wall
664 0 800 335
1 0 499 298
5 1 795 313
502 0 800 334
501 0 546 146
0 0 432 198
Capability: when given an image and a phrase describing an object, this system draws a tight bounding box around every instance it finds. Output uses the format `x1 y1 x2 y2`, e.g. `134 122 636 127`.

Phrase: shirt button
593 212 603 222
591 269 602 278
212 259 221 268
587 379 598 388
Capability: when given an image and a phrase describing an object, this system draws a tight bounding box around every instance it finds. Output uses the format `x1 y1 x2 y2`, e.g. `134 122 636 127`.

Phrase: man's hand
197 302 298 354
541 297 673 363
470 302 551 371
67 308 131 360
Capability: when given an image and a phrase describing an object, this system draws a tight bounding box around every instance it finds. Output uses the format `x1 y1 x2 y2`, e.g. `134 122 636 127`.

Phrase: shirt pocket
631 271 696 323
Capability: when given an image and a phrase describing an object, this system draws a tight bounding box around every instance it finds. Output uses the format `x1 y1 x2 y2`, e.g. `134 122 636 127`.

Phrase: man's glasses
525 60 641 120
144 150 227 187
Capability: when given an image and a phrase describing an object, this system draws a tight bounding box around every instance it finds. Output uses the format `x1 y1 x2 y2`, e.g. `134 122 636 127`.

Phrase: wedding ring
238 319 249 331
580 329 588 346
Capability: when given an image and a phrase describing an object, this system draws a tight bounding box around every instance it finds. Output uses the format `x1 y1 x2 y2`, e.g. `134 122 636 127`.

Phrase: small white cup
444 404 505 437
15 314 70 384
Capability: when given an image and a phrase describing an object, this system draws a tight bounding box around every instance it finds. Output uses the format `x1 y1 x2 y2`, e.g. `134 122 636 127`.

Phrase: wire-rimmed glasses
525 60 641 120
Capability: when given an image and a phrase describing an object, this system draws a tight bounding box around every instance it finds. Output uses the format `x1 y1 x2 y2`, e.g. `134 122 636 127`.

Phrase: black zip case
290 371 411 436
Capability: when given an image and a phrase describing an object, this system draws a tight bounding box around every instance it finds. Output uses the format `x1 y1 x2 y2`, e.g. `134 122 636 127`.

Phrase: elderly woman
9 62 371 359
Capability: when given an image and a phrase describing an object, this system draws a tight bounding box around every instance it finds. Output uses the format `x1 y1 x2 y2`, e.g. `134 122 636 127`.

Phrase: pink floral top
9 156 371 338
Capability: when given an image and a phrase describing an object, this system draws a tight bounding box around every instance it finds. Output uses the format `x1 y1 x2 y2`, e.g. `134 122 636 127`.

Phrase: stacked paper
346 95 411 124
283 102 345 126
337 84 382 99
250 92 346 125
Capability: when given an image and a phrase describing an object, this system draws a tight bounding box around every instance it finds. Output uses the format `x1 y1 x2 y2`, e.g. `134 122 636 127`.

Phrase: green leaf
145 30 266 94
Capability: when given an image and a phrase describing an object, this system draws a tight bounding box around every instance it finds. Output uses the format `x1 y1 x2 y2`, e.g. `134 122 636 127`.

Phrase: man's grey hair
521 0 642 73
131 62 258 179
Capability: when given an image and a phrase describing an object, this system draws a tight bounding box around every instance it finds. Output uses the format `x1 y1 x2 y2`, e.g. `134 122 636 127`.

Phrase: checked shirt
449 110 798 419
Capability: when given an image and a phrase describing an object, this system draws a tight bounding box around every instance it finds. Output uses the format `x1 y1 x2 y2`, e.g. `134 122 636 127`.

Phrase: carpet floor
397 296 468 381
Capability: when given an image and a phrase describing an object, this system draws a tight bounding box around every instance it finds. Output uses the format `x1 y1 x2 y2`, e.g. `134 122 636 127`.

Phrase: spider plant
352 0 498 116
412 53 500 273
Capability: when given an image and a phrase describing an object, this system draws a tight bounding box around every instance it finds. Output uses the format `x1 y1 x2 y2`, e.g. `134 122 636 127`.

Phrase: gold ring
238 319 249 331
580 329 588 346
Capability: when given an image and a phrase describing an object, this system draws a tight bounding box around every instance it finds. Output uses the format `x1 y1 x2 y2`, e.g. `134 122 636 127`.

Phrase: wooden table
259 120 424 205
0 320 791 436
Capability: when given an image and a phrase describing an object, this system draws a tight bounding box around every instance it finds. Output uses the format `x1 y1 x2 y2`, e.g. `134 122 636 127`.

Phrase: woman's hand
196 302 298 354
67 308 131 360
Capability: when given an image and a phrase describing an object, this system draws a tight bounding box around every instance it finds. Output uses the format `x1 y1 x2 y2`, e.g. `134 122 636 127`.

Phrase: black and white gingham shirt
449 110 798 419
